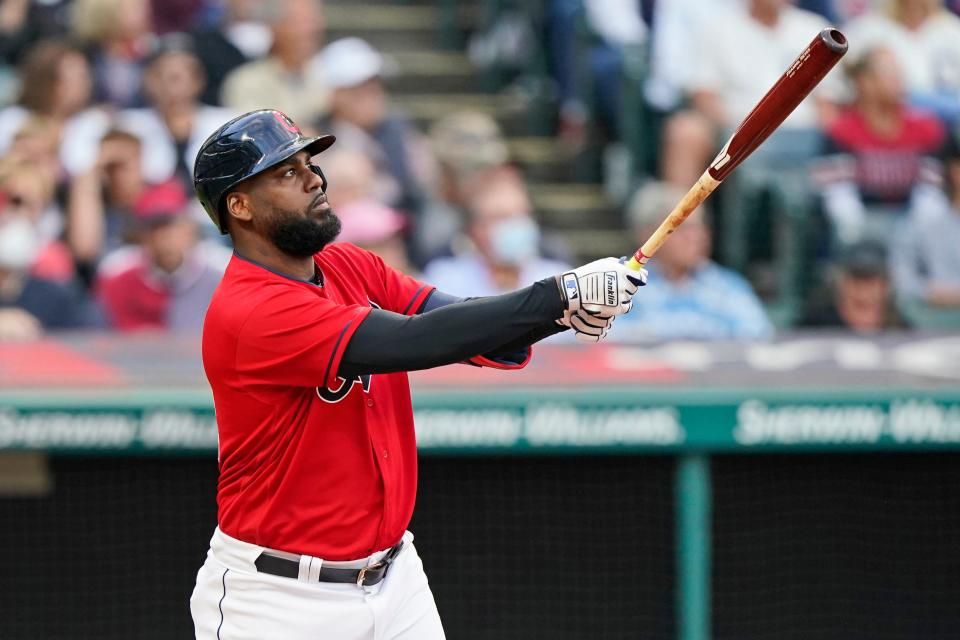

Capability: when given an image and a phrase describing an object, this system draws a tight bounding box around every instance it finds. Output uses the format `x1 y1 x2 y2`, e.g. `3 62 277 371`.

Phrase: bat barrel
626 28 848 272
708 28 848 183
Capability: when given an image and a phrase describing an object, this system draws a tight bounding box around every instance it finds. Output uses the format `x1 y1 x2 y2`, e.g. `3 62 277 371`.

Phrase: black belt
254 541 404 587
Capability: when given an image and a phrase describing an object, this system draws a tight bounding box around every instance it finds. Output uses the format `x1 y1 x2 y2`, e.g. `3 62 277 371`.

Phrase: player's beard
265 204 342 258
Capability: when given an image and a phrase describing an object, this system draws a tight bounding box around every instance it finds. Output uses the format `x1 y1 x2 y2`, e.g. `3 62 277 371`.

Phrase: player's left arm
418 289 564 369
359 245 560 369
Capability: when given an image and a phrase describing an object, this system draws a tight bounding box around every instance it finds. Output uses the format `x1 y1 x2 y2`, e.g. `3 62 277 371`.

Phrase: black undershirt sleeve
338 278 566 378
417 289 567 365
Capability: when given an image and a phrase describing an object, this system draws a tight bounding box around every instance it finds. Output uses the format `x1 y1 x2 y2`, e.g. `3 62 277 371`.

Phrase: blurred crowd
546 0 960 338
0 0 958 343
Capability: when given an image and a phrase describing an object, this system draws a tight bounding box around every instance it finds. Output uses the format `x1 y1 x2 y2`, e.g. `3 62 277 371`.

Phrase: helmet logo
272 110 301 134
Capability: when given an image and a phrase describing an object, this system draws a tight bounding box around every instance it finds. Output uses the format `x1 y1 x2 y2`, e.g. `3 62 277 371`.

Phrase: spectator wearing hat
421 169 569 297
893 128 960 308
316 37 435 225
95 180 231 332
0 184 101 341
221 0 329 125
418 110 511 264
115 33 234 191
802 240 908 333
612 181 773 341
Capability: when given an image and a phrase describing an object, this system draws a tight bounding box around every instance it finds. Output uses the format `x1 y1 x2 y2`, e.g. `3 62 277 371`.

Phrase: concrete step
529 183 622 229
385 50 478 94
324 3 477 52
393 92 525 129
507 136 599 184
394 92 538 141
562 229 638 263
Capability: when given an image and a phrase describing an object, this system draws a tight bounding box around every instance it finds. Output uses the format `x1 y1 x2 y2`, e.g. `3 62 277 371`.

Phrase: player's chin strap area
253 540 405 588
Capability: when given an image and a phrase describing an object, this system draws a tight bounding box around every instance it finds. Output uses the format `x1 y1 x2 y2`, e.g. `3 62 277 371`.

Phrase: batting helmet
193 109 336 234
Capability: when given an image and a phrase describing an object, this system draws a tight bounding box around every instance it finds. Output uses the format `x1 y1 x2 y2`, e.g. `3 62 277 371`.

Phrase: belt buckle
356 561 381 588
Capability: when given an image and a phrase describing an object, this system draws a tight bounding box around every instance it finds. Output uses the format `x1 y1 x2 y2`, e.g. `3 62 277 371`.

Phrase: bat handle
625 252 648 271
623 171 722 272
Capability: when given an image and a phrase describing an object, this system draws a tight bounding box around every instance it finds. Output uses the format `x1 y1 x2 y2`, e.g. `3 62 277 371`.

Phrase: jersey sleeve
235 288 372 390
347 245 434 315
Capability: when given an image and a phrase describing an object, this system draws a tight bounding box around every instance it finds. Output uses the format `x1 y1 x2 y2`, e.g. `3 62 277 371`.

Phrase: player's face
247 151 341 257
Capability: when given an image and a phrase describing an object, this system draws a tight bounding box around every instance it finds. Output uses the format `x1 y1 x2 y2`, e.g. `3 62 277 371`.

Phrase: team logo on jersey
315 300 381 403
317 373 372 403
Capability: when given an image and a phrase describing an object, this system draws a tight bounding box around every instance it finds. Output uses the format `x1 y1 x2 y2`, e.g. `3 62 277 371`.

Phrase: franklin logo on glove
605 272 617 306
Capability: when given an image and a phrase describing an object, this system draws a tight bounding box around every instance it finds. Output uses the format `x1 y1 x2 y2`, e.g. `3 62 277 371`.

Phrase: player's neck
234 238 317 282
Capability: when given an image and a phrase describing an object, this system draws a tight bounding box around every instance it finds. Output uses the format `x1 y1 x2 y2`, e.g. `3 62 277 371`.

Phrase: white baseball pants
190 528 445 640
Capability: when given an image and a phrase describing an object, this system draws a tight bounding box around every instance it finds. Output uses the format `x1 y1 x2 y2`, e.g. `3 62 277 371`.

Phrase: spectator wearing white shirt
660 0 837 187
115 33 233 190
845 0 960 124
0 40 111 180
220 0 330 125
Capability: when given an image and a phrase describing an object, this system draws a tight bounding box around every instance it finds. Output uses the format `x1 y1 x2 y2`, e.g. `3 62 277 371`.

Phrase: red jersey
822 106 945 205
202 243 434 560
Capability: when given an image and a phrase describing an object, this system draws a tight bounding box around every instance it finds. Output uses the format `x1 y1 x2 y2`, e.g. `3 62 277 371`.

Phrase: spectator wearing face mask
0 187 101 341
421 170 570 296
95 180 231 332
0 154 74 282
419 110 511 266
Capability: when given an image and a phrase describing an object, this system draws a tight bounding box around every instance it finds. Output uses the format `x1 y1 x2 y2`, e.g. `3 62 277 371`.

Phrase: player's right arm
337 258 646 378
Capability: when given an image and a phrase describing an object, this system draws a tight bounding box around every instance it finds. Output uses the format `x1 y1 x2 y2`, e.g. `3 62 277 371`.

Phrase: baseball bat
626 28 848 271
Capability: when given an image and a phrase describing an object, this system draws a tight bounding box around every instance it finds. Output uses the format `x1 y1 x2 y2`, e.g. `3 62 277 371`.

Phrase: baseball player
189 109 646 639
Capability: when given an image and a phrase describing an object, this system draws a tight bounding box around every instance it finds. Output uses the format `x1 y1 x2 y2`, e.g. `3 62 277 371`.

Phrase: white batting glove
560 309 616 343
557 257 647 318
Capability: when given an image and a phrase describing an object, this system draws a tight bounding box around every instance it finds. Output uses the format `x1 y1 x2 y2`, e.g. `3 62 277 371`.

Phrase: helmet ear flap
309 164 328 191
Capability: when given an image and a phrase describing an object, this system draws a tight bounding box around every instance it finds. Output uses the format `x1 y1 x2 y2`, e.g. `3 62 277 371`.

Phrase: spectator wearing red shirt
96 180 230 332
815 46 945 245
